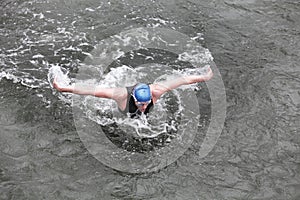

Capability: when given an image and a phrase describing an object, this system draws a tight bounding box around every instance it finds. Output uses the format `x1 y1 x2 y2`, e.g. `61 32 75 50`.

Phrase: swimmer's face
135 101 151 112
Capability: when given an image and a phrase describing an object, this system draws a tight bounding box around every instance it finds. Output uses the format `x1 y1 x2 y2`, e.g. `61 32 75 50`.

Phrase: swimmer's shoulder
112 87 129 110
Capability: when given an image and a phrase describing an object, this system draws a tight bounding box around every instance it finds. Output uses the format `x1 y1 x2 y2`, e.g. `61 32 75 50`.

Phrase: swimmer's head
132 83 151 103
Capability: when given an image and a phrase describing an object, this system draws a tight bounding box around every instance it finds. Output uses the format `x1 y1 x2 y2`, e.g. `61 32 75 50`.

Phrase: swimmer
53 67 213 118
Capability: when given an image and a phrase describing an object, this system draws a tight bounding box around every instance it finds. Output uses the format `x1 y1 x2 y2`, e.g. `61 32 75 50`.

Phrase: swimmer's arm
183 66 213 84
151 67 213 99
53 78 124 99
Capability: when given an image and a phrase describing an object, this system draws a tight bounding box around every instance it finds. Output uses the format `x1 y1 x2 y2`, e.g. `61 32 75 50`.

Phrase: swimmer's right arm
53 78 124 99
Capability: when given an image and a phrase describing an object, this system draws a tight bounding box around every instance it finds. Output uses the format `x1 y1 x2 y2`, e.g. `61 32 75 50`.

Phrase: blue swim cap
133 83 151 102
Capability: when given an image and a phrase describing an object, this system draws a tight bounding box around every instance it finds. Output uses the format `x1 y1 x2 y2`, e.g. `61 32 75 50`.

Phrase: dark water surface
1 0 300 199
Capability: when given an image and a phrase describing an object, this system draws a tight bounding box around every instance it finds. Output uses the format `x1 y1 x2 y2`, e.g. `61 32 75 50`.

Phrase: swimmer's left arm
151 67 213 99
184 67 213 84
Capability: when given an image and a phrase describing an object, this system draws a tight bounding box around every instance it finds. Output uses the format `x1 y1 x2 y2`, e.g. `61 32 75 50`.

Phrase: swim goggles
132 94 151 106
135 100 151 106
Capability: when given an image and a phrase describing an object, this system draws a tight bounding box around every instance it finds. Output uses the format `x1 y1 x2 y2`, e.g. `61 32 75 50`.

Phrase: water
1 0 300 199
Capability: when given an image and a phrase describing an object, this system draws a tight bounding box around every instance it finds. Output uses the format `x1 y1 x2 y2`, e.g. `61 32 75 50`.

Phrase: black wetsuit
119 85 154 118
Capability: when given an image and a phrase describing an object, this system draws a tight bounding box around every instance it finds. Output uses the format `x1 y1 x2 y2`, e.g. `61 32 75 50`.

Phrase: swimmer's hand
186 66 213 83
53 77 73 93
202 66 213 81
